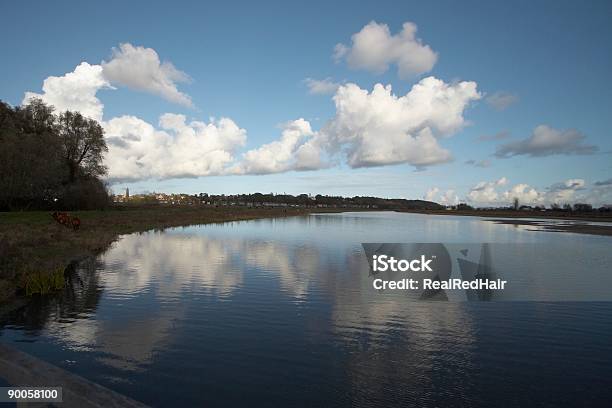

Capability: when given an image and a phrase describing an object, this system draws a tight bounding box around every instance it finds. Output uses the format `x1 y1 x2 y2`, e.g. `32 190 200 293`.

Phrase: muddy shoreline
486 219 612 236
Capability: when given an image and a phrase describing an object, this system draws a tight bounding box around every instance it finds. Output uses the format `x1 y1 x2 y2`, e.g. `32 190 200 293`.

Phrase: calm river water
2 212 612 407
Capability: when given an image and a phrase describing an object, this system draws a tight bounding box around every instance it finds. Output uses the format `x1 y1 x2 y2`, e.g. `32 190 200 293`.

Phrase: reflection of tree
63 258 104 313
0 257 104 335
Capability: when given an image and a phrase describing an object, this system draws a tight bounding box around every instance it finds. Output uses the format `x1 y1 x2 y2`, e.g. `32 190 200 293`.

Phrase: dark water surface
2 212 612 407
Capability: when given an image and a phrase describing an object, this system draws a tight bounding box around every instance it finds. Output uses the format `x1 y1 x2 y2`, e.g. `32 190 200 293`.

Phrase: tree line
0 99 110 211
183 193 444 210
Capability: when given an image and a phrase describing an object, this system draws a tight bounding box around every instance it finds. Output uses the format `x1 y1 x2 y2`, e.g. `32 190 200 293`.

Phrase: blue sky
1 0 611 205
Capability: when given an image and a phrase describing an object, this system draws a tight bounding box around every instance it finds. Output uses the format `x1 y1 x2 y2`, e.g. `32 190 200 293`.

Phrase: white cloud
424 187 459 205
230 76 481 174
23 62 111 121
463 177 612 207
334 21 438 78
502 184 541 205
485 92 518 111
104 113 246 182
466 177 508 205
231 119 321 175
322 77 481 168
102 43 193 107
23 43 194 120
424 187 439 201
22 46 482 181
495 125 598 158
23 44 247 182
440 190 460 206
544 178 585 204
303 77 340 95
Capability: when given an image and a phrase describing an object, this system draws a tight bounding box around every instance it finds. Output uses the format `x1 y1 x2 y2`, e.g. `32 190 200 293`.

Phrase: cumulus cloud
439 190 460 206
322 76 481 168
23 44 249 182
462 177 612 207
189 75 481 177
334 21 437 78
466 177 508 204
23 44 482 181
424 187 459 205
104 113 246 182
485 92 518 111
465 159 491 168
303 77 340 95
23 43 193 120
544 179 585 204
424 187 439 201
231 119 323 175
102 43 193 107
23 62 111 121
495 125 598 158
230 76 481 173
501 183 540 205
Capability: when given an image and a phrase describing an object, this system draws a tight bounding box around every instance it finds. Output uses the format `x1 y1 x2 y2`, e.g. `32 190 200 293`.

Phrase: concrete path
0 343 149 407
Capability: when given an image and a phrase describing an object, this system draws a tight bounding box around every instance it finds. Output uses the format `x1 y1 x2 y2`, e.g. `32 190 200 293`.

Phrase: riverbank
400 208 612 223
0 206 343 305
486 219 612 236
401 209 612 236
3 206 612 305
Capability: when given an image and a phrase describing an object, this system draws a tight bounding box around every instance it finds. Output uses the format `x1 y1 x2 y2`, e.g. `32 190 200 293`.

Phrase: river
2 212 612 407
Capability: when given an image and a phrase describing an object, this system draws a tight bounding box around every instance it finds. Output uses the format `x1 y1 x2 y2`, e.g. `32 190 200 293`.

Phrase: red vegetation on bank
51 212 80 230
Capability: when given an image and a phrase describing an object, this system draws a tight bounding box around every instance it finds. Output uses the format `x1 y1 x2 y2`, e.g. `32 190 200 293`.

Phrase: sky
1 0 612 206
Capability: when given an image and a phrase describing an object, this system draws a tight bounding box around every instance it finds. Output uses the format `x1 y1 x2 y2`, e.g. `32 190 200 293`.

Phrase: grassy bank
0 205 341 304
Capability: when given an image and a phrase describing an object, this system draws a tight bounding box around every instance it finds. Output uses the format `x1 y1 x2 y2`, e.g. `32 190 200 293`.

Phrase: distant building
125 187 130 199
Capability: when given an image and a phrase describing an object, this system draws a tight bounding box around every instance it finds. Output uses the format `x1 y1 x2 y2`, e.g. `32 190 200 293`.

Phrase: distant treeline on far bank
113 191 444 211
112 191 612 215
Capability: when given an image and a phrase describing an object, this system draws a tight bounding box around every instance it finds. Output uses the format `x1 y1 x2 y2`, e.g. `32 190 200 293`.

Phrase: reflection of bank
0 257 103 338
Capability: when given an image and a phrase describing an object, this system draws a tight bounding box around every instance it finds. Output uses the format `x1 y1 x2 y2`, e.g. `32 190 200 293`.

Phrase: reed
21 266 65 296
